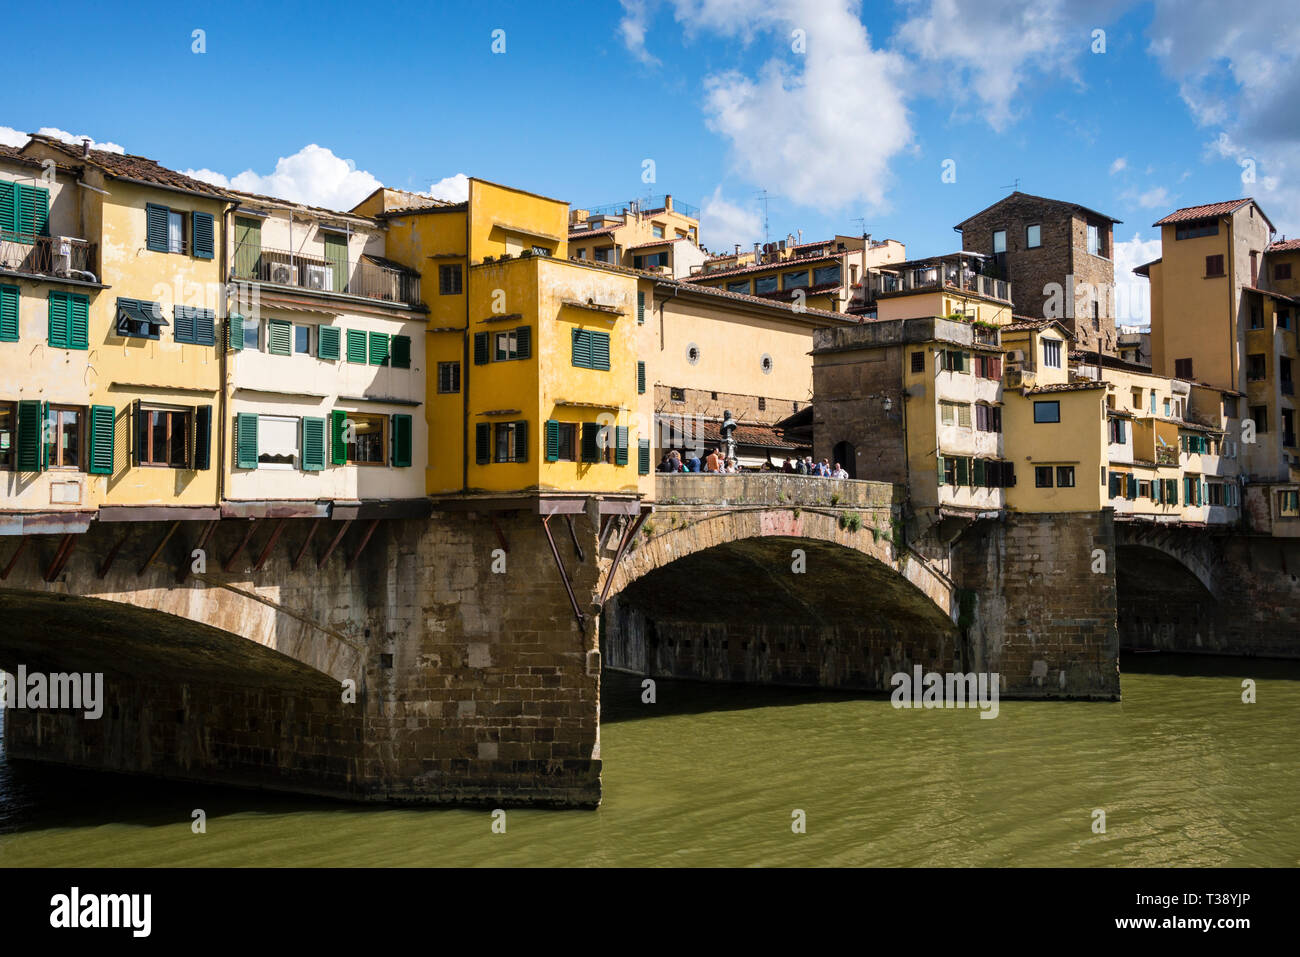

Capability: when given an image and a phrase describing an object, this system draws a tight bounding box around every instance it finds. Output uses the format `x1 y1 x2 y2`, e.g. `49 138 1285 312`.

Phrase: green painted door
324 233 348 294
233 218 262 280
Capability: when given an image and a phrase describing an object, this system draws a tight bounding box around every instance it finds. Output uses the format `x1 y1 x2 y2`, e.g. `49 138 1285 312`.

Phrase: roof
27 133 229 200
225 187 381 226
1132 258 1161 277
568 227 617 240
954 191 1122 230
378 201 468 218
1268 238 1300 252
1001 316 1075 339
1026 380 1108 394
1242 285 1297 302
697 421 805 451
663 273 855 325
685 252 844 281
629 237 692 250
1153 198 1275 232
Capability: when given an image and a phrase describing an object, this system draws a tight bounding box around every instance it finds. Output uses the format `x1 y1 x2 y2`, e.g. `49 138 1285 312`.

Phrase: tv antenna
1000 178 1021 191
753 188 770 245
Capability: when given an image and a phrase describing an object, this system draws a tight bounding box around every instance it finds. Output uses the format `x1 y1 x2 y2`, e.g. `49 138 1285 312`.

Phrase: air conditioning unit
304 264 333 291
50 237 75 275
1006 349 1026 362
1005 370 1024 389
268 262 298 285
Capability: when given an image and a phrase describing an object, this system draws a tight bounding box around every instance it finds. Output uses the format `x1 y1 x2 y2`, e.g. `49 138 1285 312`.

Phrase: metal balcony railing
0 234 98 280
860 266 1011 303
232 245 420 306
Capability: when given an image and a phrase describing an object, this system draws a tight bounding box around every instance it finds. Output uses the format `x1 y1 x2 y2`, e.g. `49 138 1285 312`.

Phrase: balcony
232 246 420 306
858 261 1011 305
0 234 98 282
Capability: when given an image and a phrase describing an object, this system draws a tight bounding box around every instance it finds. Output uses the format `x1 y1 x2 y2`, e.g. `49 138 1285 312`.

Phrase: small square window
438 361 461 394
1056 466 1075 488
439 264 463 295
992 229 1006 254
1035 465 1053 487
911 351 925 373
1026 224 1041 248
1033 400 1060 423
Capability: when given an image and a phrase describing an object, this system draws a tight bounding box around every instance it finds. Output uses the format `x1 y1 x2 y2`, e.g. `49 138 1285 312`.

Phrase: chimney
753 242 760 261
734 244 740 257
665 194 673 211
81 137 91 157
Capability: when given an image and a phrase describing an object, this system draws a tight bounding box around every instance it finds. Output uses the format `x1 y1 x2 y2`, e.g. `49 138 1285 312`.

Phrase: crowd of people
657 449 849 478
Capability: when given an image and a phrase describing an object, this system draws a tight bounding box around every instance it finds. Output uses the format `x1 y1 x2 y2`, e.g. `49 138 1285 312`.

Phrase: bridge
0 473 1293 806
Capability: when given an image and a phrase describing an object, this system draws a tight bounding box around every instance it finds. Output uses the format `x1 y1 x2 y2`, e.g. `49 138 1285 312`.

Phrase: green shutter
174 305 196 343
513 420 528 463
637 290 645 324
227 314 244 351
48 292 69 348
145 203 169 252
545 419 560 462
475 422 490 464
956 457 969 486
317 325 340 360
16 399 42 472
192 211 215 259
572 328 591 368
390 334 411 369
0 285 17 341
936 454 945 486
236 413 259 469
131 399 142 466
195 308 215 346
615 425 629 465
323 233 348 294
0 181 14 236
474 331 490 365
592 331 611 371
637 361 646 394
581 422 599 463
268 319 292 355
391 414 412 467
638 439 650 475
194 405 212 470
973 458 985 487
302 416 326 471
68 294 88 348
87 405 115 475
515 325 531 359
330 410 347 465
368 331 390 366
16 185 49 237
346 329 367 363
233 217 262 279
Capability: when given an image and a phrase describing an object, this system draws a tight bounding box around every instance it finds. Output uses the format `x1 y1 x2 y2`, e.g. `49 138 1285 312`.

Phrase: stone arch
1114 530 1219 600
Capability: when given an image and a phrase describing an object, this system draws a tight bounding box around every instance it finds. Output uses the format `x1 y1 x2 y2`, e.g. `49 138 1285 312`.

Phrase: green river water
1 657 1297 867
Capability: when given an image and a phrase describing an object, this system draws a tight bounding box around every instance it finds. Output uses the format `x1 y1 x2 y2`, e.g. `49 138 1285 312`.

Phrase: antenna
753 189 770 245
1000 178 1021 191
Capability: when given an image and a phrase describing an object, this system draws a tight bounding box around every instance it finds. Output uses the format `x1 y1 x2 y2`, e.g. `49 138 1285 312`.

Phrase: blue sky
5 0 1297 323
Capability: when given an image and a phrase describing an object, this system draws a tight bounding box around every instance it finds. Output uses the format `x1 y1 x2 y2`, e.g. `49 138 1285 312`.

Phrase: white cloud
699 186 762 251
184 144 383 210
0 126 125 153
1122 186 1171 210
1109 157 1127 175
1113 230 1162 325
619 0 660 65
428 173 469 203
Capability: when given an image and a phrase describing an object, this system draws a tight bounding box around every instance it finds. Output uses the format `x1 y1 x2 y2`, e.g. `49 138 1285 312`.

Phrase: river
1 656 1297 867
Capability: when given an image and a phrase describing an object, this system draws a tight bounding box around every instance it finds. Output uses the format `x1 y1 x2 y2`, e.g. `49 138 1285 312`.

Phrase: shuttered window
235 413 259 469
637 291 645 324
637 361 646 394
581 422 600 463
318 325 341 360
390 413 413 467
0 181 50 238
194 405 212 470
473 331 489 365
174 305 216 345
146 203 170 252
638 439 650 475
475 422 490 464
545 419 560 462
346 329 367 363
390 334 411 369
0 284 17 341
301 416 326 471
191 212 215 259
16 400 43 471
87 405 115 475
268 319 292 355
48 291 89 349
614 426 628 465
369 331 390 366
572 329 611 370
330 410 348 465
226 314 244 351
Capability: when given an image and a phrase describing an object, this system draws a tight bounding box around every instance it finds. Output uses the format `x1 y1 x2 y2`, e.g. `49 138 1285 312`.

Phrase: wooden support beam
345 519 381 570
291 518 321 571
97 534 128 580
43 534 78 582
178 519 220 582
565 514 585 563
318 520 353 569
252 519 287 572
138 521 181 577
222 520 260 572
1 538 29 580
542 514 585 626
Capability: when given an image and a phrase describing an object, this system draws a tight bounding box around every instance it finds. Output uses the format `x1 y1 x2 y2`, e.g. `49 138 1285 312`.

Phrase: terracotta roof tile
686 252 843 282
1026 380 1107 394
29 134 228 199
1152 199 1253 226
1268 238 1300 252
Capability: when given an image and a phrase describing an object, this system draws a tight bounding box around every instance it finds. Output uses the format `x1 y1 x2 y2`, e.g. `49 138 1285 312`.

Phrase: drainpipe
462 184 472 493
217 202 233 507
1227 215 1236 394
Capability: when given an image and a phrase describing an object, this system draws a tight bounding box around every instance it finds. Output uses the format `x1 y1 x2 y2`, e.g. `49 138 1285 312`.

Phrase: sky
4 0 1298 327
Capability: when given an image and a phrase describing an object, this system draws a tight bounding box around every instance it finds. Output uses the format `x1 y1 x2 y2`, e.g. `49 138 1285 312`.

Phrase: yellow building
567 195 703 278
6 135 231 526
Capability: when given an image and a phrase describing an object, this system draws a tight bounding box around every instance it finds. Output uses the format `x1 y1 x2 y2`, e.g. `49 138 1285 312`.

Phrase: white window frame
258 414 299 470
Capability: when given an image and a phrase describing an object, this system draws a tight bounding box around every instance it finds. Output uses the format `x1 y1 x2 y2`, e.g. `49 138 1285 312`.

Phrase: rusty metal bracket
139 521 181 576
178 519 220 582
490 515 510 554
318 519 353 569
345 519 381 570
542 514 585 626
252 519 287 571
222 520 259 572
97 534 128 580
565 514 585 563
597 514 619 553
1 537 29 580
596 507 650 611
291 518 320 571
43 534 78 582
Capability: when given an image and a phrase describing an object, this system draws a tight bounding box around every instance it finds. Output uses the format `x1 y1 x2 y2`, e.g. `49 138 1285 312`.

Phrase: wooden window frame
345 412 388 466
46 404 85 470
138 406 192 469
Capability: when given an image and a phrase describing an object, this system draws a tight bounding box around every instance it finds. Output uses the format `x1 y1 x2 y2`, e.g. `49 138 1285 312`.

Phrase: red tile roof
568 227 617 239
629 237 691 249
28 133 228 199
1268 238 1300 252
1152 199 1253 226
686 252 843 282
1026 380 1107 394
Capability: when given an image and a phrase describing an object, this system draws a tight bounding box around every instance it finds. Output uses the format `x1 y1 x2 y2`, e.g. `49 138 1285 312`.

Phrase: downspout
1227 215 1236 394
217 201 233 506
462 185 472 493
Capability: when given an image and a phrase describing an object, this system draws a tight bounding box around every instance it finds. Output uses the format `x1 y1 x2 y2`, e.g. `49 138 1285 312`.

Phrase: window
974 355 1002 379
1056 466 1076 488
346 413 387 465
1207 483 1224 506
1205 254 1224 277
1026 224 1041 248
317 325 340 360
167 210 184 254
369 331 390 366
670 387 685 402
757 396 766 412
294 325 311 354
1131 389 1142 409
652 225 665 239
1043 339 1062 368
975 404 1002 433
813 264 842 286
992 230 1006 254
1033 401 1060 423
942 349 970 373
438 361 461 394
244 319 262 351
45 405 83 469
782 271 809 291
1172 358 1193 380
634 252 668 270
0 402 11 469
254 414 297 469
1087 224 1101 256
173 305 216 346
1280 308 1292 330
1279 490 1300 517
727 280 750 294
571 328 610 370
592 247 615 263
555 422 578 461
1247 354 1266 381
1108 417 1127 444
1184 475 1201 506
136 406 192 468
1249 303 1264 329
1222 396 1238 419
1249 405 1268 433
266 318 292 356
1035 466 1053 488
438 264 463 295
49 292 90 349
575 247 587 260
0 179 50 239
0 284 16 341
911 351 925 373
494 420 528 463
1175 221 1219 240
1276 263 1293 281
